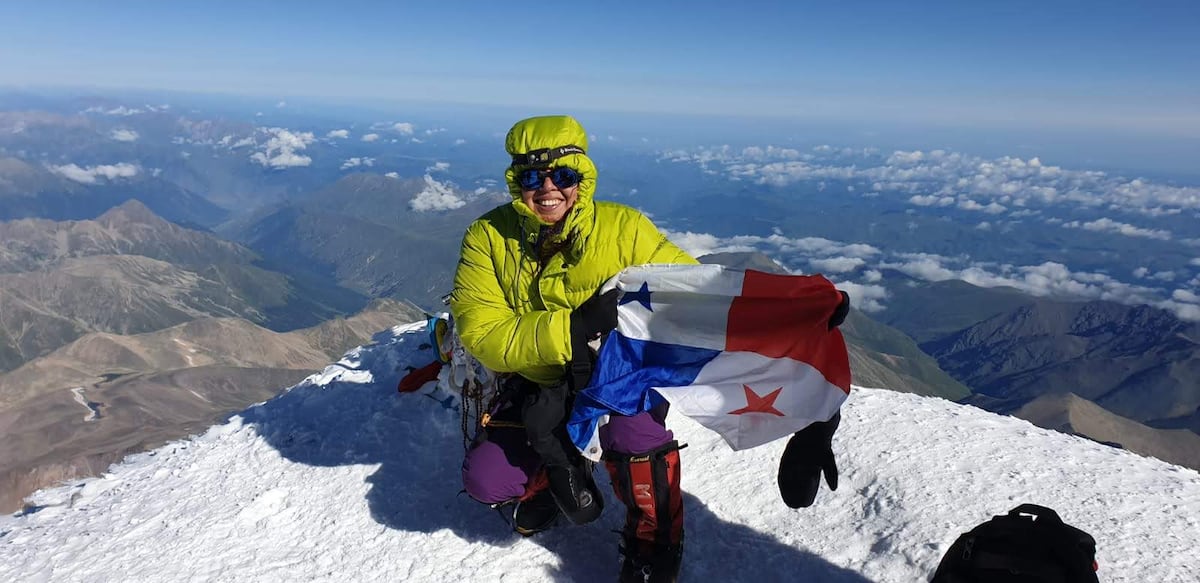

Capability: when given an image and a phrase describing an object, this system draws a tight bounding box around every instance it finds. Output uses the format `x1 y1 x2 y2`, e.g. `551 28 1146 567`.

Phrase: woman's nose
539 175 557 191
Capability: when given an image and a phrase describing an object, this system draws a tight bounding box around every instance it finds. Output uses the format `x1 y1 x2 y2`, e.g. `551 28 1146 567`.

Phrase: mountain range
0 200 366 372
875 279 1200 468
0 297 424 513
0 155 227 227
223 173 504 307
929 298 1200 429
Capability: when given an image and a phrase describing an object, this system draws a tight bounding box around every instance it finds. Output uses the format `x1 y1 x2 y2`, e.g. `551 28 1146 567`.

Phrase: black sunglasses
516 166 582 190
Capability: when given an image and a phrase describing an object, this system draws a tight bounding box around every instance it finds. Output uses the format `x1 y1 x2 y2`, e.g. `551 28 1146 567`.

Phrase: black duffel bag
931 504 1099 583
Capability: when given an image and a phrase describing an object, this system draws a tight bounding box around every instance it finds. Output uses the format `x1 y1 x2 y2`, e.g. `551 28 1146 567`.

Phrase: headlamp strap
511 145 586 167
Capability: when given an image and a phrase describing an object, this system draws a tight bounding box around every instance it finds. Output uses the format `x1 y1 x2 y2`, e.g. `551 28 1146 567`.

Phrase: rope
460 378 489 451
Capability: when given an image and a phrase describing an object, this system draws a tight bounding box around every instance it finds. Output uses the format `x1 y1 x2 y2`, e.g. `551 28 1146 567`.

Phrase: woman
450 115 695 580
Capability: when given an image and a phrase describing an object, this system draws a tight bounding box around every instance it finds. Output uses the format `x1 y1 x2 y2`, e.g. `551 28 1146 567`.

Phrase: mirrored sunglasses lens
517 169 542 189
550 168 580 188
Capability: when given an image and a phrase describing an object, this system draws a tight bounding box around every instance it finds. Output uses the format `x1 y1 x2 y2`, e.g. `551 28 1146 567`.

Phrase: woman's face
521 173 579 224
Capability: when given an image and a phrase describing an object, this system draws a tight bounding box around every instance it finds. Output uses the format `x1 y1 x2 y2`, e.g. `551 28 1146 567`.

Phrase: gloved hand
778 411 840 508
829 290 850 330
570 289 619 343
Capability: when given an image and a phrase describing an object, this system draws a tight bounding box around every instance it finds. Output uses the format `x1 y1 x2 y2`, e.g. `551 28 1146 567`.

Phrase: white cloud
1190 258 1200 267
908 195 954 207
454 138 467 146
957 199 1007 214
663 231 749 257
340 157 375 170
49 162 139 184
881 254 959 282
385 172 400 179
361 133 380 142
426 162 450 173
83 105 142 116
1171 289 1200 304
109 129 139 142
392 122 414 135
250 127 315 169
276 101 287 108
1160 301 1200 321
663 230 881 263
809 257 865 273
834 281 888 313
1061 218 1171 240
1133 267 1150 278
326 129 350 139
886 150 925 165
409 175 465 212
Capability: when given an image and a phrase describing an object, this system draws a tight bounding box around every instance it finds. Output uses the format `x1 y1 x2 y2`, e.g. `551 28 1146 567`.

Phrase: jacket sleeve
632 212 700 266
449 220 572 374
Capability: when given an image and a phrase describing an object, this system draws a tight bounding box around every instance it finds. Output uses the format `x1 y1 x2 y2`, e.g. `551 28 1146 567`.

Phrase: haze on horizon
1 1 1197 175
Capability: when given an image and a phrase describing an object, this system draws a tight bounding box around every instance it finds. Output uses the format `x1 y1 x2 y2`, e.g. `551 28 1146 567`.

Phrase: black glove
778 411 840 508
570 289 619 343
829 290 850 330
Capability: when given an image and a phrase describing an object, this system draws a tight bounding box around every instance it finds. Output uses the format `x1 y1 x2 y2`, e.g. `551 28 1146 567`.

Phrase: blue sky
1 1 1197 138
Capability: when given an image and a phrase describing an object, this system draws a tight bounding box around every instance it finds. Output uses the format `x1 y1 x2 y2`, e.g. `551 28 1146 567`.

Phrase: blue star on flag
619 281 654 311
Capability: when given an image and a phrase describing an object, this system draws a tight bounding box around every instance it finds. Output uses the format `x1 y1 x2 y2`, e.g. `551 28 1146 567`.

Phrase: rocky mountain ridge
0 298 424 513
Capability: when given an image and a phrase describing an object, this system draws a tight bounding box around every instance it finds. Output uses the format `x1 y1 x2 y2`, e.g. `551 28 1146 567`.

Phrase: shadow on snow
248 325 875 583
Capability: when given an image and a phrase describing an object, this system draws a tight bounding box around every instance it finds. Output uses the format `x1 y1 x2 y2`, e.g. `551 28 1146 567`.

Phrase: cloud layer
49 162 139 184
109 129 139 142
409 175 465 212
662 145 1200 238
663 229 1200 321
250 128 315 168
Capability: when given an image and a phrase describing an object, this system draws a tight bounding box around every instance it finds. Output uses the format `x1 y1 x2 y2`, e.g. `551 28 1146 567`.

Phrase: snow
2 323 1199 582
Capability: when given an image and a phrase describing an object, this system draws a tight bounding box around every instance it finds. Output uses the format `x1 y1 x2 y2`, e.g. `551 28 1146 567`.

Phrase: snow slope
2 321 1198 582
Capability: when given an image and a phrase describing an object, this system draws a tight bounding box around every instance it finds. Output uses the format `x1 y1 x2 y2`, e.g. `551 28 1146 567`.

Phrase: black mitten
778 411 841 508
829 290 850 330
570 289 619 343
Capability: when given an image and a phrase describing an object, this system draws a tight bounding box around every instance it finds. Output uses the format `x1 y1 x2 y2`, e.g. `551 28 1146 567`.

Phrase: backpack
930 504 1099 583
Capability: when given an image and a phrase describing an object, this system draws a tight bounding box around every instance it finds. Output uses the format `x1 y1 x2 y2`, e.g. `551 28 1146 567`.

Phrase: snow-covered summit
2 321 1198 582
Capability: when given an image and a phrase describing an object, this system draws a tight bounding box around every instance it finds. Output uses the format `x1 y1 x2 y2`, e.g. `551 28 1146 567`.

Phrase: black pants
520 379 579 469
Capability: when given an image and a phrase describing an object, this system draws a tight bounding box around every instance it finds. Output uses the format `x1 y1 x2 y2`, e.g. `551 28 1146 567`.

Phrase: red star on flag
727 384 786 417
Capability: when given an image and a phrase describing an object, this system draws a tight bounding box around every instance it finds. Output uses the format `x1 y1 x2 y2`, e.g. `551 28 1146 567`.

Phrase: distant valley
878 279 1200 469
221 173 504 307
0 200 366 372
0 298 423 513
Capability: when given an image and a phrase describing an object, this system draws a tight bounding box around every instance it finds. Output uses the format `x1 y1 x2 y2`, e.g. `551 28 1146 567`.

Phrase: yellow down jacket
449 116 697 386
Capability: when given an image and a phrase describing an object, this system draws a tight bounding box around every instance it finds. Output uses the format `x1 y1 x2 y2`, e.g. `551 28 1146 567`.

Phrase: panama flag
568 264 851 459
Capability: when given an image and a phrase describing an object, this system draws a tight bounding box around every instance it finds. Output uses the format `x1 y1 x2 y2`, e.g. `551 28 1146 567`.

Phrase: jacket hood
503 115 597 237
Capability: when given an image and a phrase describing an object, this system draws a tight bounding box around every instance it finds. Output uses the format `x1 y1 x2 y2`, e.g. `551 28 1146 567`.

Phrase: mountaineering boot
605 441 685 582
512 487 560 536
619 537 684 583
546 461 604 525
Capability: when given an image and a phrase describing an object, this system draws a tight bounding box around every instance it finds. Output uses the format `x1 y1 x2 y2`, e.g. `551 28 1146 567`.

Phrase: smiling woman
449 114 701 579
